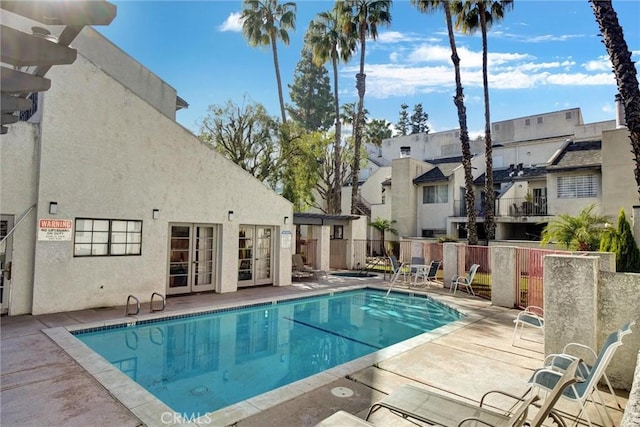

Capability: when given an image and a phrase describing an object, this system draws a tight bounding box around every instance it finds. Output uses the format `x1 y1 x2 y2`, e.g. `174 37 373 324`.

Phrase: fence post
491 246 517 308
443 242 459 290
543 255 599 356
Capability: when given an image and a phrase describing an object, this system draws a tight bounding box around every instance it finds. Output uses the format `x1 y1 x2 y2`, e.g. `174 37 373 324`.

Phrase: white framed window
74 218 142 256
557 175 598 198
423 185 448 204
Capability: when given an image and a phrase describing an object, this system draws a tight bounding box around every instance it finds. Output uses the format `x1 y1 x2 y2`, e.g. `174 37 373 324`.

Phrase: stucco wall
16 51 292 314
0 123 40 315
544 255 640 389
546 170 601 216
601 128 637 219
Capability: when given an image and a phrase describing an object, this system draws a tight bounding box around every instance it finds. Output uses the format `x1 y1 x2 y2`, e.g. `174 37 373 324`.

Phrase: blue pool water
74 289 462 416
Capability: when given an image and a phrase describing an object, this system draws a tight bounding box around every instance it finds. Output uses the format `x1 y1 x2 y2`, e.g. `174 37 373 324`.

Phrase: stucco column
491 246 517 308
314 225 331 272
543 255 599 356
442 242 459 290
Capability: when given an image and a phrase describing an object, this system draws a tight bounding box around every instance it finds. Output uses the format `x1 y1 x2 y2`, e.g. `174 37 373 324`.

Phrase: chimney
400 146 411 158
615 93 627 129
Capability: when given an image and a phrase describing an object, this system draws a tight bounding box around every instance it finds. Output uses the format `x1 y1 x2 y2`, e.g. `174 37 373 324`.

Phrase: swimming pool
73 289 462 418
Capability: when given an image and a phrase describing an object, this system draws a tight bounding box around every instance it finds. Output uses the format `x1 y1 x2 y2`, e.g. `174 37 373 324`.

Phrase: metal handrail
150 292 165 312
125 294 140 316
0 204 36 245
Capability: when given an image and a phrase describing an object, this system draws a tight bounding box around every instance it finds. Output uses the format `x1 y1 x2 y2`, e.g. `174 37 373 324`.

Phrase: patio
0 274 629 426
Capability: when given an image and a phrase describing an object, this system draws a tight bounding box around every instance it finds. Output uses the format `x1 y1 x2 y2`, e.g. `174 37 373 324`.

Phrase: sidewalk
0 277 629 426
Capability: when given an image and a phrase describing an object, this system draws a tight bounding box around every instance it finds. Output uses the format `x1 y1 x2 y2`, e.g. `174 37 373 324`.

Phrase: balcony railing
453 200 485 217
496 197 548 217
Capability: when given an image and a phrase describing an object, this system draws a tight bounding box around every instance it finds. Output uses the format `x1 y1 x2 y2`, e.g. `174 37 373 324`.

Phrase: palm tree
241 0 296 124
369 217 397 256
412 0 478 244
452 0 513 243
307 5 357 214
541 204 610 251
590 0 640 201
340 0 392 215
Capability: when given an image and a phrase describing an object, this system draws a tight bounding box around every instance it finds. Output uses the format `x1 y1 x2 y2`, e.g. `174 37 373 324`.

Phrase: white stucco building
1 15 294 316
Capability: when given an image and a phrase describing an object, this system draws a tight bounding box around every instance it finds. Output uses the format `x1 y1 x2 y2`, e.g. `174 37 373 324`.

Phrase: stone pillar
443 242 459 290
491 246 517 308
543 255 599 356
315 225 331 272
621 350 640 427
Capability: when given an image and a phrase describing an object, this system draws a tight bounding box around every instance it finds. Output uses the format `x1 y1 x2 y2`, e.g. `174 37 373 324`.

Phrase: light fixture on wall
49 202 58 215
228 210 234 221
284 216 288 224
152 209 159 220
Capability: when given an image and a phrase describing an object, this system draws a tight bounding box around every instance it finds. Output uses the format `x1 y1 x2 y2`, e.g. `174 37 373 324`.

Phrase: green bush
599 209 640 273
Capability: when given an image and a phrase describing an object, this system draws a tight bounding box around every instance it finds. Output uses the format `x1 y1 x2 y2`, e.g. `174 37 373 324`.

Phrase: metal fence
457 244 492 300
515 247 570 309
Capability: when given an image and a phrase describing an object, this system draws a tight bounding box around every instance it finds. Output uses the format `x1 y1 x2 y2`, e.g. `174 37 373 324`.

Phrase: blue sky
96 1 640 137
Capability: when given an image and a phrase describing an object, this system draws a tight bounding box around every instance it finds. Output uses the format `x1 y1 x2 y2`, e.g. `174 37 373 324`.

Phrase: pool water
74 289 462 416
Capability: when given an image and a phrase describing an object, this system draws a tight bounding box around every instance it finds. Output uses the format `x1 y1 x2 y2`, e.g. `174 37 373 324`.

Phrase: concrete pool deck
0 274 630 426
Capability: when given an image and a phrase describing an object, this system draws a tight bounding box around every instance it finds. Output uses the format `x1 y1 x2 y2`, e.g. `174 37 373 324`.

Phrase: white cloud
218 12 243 32
584 55 612 72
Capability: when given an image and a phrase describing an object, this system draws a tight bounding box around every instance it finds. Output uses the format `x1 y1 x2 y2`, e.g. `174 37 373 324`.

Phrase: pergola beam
0 1 117 26
0 66 51 94
1 25 77 67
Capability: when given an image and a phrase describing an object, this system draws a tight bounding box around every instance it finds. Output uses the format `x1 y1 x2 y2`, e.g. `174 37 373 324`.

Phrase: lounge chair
292 253 324 279
512 306 544 345
450 263 479 295
361 358 582 427
540 320 634 413
528 321 634 427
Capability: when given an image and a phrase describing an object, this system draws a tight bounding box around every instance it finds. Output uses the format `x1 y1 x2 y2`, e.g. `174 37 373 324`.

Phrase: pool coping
43 285 486 427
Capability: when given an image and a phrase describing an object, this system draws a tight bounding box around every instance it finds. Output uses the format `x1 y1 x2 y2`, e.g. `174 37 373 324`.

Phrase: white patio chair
450 263 479 295
512 305 544 345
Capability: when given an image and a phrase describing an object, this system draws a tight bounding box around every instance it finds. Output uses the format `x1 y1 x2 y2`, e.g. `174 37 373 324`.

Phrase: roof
424 155 464 165
474 165 547 184
546 140 601 171
293 212 360 225
413 167 448 184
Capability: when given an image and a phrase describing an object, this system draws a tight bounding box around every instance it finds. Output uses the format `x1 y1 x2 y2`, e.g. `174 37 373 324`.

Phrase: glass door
238 225 273 287
0 215 13 314
168 224 216 295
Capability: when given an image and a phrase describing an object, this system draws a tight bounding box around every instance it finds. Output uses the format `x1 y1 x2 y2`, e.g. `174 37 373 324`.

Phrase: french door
167 224 217 295
238 225 273 288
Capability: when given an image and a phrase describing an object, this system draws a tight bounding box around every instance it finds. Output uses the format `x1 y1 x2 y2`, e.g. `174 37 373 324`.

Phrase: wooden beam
1 114 19 126
0 1 117 26
1 94 32 113
1 25 77 67
0 66 50 94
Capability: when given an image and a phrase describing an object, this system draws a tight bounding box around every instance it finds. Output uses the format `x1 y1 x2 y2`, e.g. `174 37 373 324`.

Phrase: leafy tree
600 209 640 272
396 103 410 136
287 46 335 131
410 102 430 134
311 132 354 214
199 97 290 190
365 118 392 146
369 217 397 256
412 0 477 244
590 1 640 202
340 0 392 214
307 5 357 214
241 0 296 124
541 204 610 251
452 0 513 243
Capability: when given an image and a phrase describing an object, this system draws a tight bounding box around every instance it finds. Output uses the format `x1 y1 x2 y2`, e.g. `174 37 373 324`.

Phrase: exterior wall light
228 210 234 221
152 209 159 220
49 202 58 214
284 216 288 224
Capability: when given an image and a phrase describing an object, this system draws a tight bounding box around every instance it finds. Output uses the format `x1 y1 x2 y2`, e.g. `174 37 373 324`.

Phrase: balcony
497 197 548 217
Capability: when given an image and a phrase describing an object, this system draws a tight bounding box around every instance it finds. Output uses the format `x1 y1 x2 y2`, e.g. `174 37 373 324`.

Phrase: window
332 225 343 240
537 117 543 124
557 175 598 198
525 119 531 126
566 111 572 120
423 185 448 204
74 218 142 256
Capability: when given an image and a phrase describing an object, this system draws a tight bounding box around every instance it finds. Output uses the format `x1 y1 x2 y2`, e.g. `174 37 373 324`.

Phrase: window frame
423 184 448 204
74 218 143 257
557 174 598 199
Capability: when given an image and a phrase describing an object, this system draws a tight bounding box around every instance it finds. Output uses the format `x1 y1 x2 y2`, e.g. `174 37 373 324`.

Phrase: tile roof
474 165 547 184
413 167 448 184
547 140 601 171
